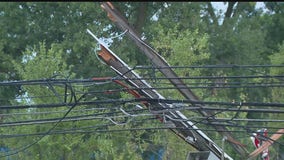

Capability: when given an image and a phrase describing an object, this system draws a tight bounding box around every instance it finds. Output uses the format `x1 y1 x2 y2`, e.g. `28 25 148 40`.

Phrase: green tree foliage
1 2 284 159
269 43 284 103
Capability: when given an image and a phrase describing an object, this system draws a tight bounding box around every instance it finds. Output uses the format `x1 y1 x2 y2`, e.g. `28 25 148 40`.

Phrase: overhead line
1 126 283 139
134 64 284 69
1 98 284 110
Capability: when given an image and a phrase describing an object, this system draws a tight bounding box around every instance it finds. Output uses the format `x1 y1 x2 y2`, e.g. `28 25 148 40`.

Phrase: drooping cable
0 78 85 158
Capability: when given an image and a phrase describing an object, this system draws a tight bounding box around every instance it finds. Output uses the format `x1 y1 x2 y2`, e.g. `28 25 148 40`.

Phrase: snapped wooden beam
99 2 248 157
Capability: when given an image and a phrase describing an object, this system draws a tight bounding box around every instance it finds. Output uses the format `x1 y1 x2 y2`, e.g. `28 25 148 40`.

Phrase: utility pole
87 29 233 159
99 2 248 157
249 129 284 159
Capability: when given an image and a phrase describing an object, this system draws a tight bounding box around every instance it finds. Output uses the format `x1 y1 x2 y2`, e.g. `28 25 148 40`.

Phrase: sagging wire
151 111 284 147
1 127 283 139
3 81 284 104
49 73 75 105
146 101 284 147
2 103 281 128
1 77 283 102
175 102 282 147
190 103 236 126
45 79 62 103
2 98 284 110
230 102 243 122
0 108 150 127
0 107 109 117
0 76 84 158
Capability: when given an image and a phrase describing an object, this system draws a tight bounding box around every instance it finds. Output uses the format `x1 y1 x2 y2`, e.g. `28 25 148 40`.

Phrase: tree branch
222 2 237 26
225 2 236 18
207 2 217 25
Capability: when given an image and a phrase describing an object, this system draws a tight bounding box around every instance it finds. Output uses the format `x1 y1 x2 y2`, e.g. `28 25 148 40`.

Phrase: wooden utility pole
248 129 284 159
100 2 248 157
87 29 233 159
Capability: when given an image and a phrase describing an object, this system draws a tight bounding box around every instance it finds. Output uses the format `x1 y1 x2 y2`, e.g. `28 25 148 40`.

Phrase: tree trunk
134 2 147 36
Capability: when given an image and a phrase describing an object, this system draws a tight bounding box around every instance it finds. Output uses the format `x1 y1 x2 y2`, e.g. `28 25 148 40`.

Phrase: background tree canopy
0 2 283 160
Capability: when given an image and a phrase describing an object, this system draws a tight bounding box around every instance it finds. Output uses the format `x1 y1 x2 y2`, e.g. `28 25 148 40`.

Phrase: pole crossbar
99 1 248 158
87 29 233 160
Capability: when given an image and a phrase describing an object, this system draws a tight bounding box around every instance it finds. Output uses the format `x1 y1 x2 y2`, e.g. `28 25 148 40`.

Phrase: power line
0 109 154 127
2 106 282 128
0 78 111 86
191 117 284 123
134 64 284 69
1 75 283 88
113 75 284 80
0 77 282 158
1 98 284 110
2 81 283 103
1 125 283 140
0 82 85 158
0 106 109 117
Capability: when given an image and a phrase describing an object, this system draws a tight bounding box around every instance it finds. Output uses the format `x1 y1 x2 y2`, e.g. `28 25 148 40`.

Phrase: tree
1 2 284 159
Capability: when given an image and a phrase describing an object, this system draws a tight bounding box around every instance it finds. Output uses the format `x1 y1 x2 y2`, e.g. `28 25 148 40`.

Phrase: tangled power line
0 64 283 157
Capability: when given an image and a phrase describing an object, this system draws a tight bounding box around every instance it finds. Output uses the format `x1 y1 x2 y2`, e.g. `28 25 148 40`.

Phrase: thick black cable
134 64 284 69
2 98 284 110
147 96 284 146
2 106 282 128
0 106 110 117
0 78 103 86
2 81 284 102
1 74 283 88
1 79 283 88
1 125 283 139
115 75 284 80
0 108 152 127
178 103 284 147
0 80 85 158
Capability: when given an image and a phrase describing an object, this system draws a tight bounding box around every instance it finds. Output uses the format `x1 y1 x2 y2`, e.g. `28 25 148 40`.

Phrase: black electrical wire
1 98 284 110
0 108 152 127
79 83 284 94
134 64 284 69
1 104 282 118
2 81 284 102
1 78 283 88
115 75 284 80
0 77 282 156
2 101 282 139
1 125 283 139
0 78 106 86
0 106 110 117
1 75 283 103
198 117 284 123
1 83 283 105
1 74 283 88
0 99 127 109
1 105 282 128
0 79 84 158
181 105 284 147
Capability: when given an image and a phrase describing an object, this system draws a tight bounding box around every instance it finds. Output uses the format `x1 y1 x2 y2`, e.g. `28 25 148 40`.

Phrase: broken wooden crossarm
100 1 248 157
87 29 233 160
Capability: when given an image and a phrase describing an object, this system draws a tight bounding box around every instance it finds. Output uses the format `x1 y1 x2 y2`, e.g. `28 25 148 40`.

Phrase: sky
211 2 266 25
211 2 266 13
